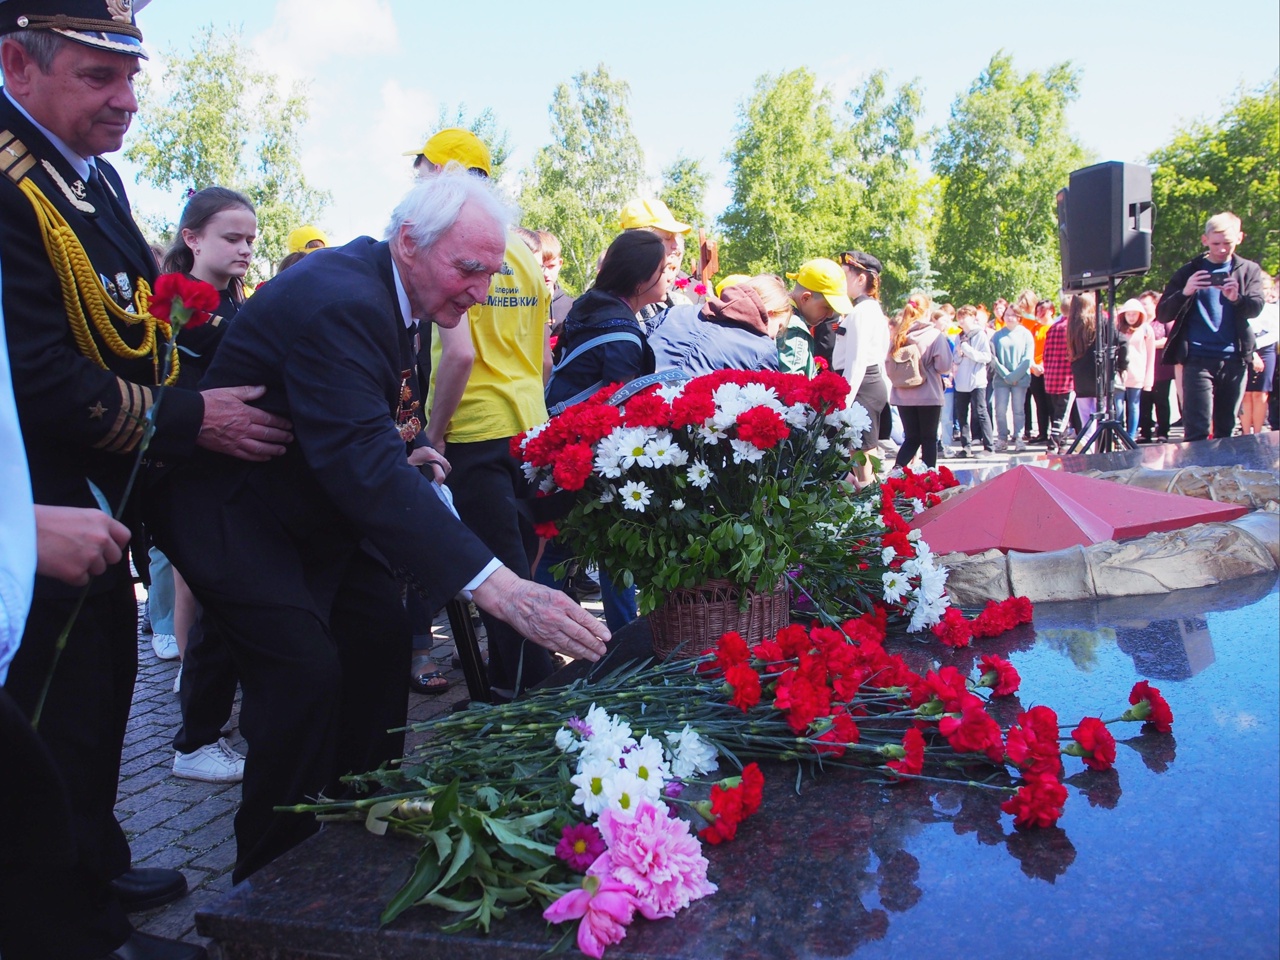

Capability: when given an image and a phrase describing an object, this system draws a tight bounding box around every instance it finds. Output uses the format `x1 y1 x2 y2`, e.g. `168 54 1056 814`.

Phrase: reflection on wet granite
950 430 1280 486
200 574 1280 959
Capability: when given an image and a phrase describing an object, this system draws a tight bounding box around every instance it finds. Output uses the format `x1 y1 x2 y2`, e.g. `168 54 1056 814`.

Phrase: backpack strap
545 330 643 415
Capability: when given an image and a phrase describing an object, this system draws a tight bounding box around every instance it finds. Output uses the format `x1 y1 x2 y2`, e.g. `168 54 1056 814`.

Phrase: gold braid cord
18 177 179 386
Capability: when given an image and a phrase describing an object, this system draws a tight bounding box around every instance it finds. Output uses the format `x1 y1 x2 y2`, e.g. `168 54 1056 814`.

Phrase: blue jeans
147 545 175 635
992 380 1029 442
1121 387 1142 439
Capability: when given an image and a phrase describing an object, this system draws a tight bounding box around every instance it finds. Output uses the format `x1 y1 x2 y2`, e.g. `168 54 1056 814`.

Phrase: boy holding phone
1157 212 1266 442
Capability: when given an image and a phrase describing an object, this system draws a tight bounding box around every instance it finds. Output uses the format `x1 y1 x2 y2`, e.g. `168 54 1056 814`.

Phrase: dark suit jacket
0 92 204 596
1157 253 1265 363
154 237 494 617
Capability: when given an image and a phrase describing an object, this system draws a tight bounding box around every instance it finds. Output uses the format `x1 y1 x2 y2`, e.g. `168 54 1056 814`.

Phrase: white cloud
251 0 398 85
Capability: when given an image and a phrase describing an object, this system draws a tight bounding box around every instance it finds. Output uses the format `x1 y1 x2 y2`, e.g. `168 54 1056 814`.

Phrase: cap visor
54 29 148 59
829 293 854 315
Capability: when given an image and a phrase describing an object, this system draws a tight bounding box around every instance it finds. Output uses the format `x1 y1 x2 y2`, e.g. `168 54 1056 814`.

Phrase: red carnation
698 763 765 845
937 694 1004 763
1126 681 1174 733
977 654 1021 696
714 631 750 670
1069 717 1117 771
735 406 791 449
150 272 219 330
1004 705 1063 777
931 606 973 648
533 521 559 540
551 442 594 491
723 662 762 712
812 709 860 758
1001 773 1068 829
886 726 926 776
620 391 669 429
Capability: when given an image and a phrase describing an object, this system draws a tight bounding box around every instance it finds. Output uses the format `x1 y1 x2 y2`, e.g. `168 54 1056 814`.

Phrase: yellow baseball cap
286 225 329 254
403 128 492 177
715 274 752 298
619 197 691 234
785 258 854 315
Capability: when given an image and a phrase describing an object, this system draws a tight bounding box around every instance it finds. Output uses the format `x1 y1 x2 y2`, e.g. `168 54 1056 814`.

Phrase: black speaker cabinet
1057 161 1153 291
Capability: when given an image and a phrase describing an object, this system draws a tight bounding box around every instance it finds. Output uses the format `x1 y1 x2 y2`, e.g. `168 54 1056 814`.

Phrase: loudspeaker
1057 161 1153 291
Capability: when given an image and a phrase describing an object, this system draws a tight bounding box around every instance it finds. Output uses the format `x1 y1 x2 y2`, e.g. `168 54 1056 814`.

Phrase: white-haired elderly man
149 170 611 883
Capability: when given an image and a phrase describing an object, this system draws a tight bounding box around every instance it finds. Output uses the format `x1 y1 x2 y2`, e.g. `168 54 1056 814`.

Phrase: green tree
518 65 645 294
842 70 931 306
1146 74 1279 281
719 69 858 276
718 69 929 304
659 155 709 273
932 53 1090 305
126 26 330 279
904 239 949 303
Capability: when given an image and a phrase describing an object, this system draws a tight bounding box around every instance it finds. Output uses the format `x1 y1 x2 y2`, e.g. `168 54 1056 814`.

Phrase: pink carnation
591 800 717 920
543 875 638 959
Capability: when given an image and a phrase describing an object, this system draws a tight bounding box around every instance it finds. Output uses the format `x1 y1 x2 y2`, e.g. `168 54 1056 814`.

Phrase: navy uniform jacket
152 237 494 618
0 93 203 596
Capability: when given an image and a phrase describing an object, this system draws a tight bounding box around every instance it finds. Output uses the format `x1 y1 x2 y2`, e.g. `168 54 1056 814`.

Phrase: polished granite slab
198 572 1280 959
950 430 1280 487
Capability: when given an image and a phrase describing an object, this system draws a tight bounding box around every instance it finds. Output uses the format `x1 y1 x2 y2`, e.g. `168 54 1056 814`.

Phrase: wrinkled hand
408 445 451 483
198 385 293 461
34 505 131 586
1183 270 1213 297
472 567 610 662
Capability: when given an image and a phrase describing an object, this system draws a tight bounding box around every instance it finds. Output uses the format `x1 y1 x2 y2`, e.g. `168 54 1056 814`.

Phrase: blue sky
120 0 1280 244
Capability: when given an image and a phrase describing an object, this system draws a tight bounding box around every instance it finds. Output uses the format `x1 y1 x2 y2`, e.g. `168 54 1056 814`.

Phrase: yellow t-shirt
429 233 550 442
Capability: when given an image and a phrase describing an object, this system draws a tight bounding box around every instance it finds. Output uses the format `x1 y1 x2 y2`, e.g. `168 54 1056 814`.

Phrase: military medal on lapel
395 368 422 442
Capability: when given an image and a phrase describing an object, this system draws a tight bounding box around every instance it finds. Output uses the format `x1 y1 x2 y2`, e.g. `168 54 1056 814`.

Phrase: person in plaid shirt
1042 293 1075 454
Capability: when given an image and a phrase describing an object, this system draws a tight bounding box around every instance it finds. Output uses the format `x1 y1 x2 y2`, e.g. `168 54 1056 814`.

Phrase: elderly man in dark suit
151 169 611 883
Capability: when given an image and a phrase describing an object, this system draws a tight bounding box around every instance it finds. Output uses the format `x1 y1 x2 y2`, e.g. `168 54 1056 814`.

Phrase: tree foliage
126 26 329 279
717 69 928 305
931 53 1090 305
1146 74 1279 281
518 65 645 294
659 155 709 273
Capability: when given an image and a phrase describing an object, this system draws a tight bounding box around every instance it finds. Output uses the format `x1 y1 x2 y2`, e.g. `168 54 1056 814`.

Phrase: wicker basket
647 578 791 661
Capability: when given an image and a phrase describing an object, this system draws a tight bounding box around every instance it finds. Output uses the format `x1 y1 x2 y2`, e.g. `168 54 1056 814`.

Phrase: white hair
384 163 514 251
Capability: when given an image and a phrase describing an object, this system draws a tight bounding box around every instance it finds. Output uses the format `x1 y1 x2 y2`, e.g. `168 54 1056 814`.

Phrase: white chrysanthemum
520 461 539 482
881 545 897 566
619 480 653 512
696 420 727 444
907 528 922 542
594 441 625 479
616 426 658 469
622 735 671 799
907 596 947 632
687 461 713 489
814 434 831 453
670 498 686 511
664 724 719 779
538 476 557 495
601 767 649 815
521 422 547 447
917 565 949 604
711 383 750 418
555 727 579 753
656 381 686 402
579 705 633 764
730 438 766 464
910 497 926 516
882 571 908 604
783 404 814 429
599 487 616 504
644 432 685 467
738 382 782 410
570 755 616 817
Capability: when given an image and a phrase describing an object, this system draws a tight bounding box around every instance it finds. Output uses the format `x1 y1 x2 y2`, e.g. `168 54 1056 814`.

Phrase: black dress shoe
104 930 207 960
109 867 188 912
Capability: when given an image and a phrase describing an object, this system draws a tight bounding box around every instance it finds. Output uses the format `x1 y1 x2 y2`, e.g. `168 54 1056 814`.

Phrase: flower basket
647 578 790 661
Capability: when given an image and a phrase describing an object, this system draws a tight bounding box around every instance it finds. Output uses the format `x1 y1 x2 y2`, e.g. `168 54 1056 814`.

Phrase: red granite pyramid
909 464 1249 555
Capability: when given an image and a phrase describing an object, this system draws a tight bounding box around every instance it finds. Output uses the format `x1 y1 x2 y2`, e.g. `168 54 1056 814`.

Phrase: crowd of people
0 5 1275 960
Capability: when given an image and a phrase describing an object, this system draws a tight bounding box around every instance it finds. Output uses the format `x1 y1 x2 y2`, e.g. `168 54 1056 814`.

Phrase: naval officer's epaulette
0 129 36 183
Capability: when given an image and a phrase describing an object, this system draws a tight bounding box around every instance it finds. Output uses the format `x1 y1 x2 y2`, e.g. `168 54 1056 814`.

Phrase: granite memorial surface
198 572 1280 959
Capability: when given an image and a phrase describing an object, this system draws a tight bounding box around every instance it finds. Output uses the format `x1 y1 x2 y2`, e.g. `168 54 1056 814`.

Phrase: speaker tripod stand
1067 277 1136 455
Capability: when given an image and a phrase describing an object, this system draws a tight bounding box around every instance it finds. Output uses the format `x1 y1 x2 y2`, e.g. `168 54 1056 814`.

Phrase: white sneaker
173 738 245 783
173 662 182 695
1014 439 1028 452
151 633 179 660
994 439 1008 452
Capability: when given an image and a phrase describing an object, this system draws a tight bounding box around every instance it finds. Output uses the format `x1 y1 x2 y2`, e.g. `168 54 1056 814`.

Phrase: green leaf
380 844 444 926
